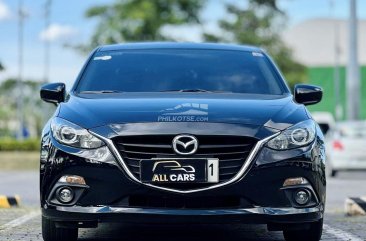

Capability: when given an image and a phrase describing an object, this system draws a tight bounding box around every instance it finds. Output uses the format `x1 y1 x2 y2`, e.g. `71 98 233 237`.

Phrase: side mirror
40 82 66 104
294 84 322 106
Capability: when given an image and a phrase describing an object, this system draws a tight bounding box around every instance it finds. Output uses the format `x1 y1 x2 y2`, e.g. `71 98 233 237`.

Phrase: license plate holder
140 158 219 184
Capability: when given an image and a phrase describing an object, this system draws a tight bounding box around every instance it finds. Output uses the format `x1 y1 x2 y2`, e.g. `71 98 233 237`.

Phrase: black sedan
39 43 325 241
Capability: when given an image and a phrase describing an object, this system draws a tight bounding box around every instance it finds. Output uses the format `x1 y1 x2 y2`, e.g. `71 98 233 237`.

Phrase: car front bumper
42 205 323 225
40 122 326 227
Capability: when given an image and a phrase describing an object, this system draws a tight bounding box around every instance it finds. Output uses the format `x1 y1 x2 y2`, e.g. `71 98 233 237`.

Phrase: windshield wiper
160 89 232 93
79 90 124 94
80 89 232 94
160 89 212 93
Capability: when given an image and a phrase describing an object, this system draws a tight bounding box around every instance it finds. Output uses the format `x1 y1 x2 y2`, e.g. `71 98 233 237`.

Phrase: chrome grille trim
113 135 256 182
91 131 279 194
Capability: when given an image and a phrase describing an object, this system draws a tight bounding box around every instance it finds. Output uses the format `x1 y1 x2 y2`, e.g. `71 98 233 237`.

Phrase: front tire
283 219 323 241
42 216 78 241
327 166 338 177
330 169 338 177
326 159 338 177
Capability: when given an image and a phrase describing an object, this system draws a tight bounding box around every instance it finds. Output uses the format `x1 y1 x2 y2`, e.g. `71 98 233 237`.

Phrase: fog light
294 190 310 205
57 187 74 203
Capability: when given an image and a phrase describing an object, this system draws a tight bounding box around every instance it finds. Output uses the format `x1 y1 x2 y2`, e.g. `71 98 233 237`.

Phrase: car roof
312 112 335 125
335 121 366 128
98 42 263 53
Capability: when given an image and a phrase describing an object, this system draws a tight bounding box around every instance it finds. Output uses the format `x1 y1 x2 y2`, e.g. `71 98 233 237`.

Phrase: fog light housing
57 187 74 203
294 190 310 205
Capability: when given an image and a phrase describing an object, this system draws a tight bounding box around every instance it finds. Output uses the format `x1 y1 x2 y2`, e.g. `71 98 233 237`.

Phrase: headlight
266 120 316 150
51 117 104 149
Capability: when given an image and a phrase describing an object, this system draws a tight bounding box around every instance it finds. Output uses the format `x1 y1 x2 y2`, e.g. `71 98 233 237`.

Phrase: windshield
76 49 286 95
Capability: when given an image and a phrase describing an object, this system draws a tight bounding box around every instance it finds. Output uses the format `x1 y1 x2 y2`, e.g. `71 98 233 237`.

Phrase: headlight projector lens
291 128 308 144
59 126 77 144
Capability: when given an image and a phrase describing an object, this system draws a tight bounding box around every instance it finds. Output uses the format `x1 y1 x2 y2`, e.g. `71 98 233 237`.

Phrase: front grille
128 195 242 209
112 135 257 189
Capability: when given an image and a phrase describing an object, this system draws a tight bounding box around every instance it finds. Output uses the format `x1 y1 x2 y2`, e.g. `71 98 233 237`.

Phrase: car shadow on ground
79 223 284 241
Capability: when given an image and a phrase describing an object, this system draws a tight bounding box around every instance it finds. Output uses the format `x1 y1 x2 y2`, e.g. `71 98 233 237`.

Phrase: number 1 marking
209 163 214 176
207 159 219 183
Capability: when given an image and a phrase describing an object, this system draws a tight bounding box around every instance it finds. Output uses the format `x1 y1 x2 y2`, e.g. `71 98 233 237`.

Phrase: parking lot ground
0 207 365 241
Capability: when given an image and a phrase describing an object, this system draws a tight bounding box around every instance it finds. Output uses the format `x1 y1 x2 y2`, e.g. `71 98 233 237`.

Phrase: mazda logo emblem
172 135 198 155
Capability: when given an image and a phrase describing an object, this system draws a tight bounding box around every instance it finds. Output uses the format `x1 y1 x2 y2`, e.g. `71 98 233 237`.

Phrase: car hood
58 93 309 130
